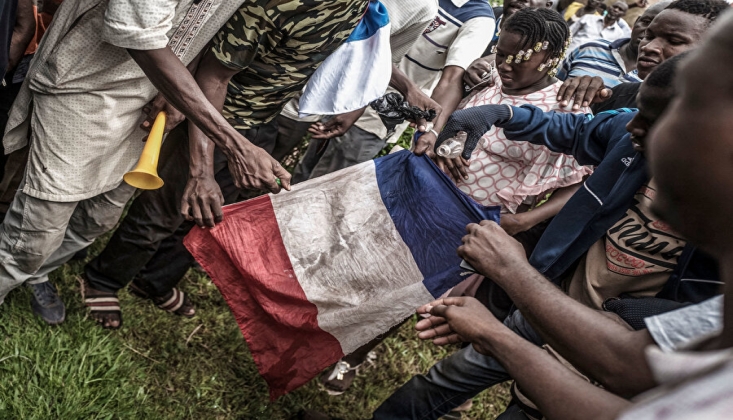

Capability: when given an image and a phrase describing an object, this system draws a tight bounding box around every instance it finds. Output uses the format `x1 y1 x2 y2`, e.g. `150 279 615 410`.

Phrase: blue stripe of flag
346 0 390 42
373 151 500 298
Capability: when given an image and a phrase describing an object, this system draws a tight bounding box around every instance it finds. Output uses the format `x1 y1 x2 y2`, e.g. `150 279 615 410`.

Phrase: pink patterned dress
456 74 593 213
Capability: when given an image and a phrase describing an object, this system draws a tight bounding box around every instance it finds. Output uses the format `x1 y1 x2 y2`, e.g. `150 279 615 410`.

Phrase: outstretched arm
412 65 466 156
500 183 583 236
417 297 630 420
437 104 633 166
457 221 657 397
308 64 444 141
127 47 244 155
390 64 443 137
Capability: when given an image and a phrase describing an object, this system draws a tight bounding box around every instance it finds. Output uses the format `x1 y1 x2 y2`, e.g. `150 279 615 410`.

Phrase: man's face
629 6 664 53
647 13 733 256
637 10 708 79
587 0 603 9
502 0 553 19
608 2 628 20
625 83 671 153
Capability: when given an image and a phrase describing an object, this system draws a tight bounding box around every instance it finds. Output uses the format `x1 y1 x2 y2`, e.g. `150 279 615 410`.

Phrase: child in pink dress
437 8 592 240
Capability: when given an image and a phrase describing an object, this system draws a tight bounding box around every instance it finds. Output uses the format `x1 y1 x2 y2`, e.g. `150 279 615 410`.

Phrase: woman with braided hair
437 7 592 253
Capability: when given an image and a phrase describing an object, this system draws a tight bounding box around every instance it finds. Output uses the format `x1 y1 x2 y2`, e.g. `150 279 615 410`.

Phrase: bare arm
127 47 238 151
459 221 658 397
127 47 291 193
309 64 443 141
7 0 35 73
419 297 630 420
501 183 582 236
390 64 443 135
474 310 630 420
139 48 206 132
414 65 466 155
464 55 496 88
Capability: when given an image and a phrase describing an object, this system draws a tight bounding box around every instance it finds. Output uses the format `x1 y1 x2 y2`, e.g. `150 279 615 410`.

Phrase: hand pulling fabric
436 104 512 159
370 92 437 136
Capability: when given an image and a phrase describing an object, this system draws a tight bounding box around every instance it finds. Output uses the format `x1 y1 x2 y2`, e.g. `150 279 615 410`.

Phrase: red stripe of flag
184 196 343 399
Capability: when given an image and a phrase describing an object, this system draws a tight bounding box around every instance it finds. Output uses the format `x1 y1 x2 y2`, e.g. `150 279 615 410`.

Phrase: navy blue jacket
497 105 721 303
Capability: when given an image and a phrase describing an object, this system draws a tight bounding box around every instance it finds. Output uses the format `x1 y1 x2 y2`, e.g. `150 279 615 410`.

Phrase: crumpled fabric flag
298 0 392 117
183 151 500 399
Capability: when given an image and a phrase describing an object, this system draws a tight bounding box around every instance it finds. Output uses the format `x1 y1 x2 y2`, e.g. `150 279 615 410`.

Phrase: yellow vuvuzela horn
124 111 166 190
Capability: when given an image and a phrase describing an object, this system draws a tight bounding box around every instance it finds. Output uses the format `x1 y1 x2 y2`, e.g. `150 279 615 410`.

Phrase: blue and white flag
298 0 392 117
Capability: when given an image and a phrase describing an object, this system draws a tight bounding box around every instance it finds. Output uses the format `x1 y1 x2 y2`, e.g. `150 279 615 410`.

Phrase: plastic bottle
436 131 467 159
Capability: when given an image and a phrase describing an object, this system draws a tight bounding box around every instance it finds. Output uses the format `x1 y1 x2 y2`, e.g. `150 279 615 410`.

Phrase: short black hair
645 52 690 92
666 0 729 25
502 8 569 59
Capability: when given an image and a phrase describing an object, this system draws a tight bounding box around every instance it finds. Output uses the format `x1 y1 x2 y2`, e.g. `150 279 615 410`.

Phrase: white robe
3 0 244 202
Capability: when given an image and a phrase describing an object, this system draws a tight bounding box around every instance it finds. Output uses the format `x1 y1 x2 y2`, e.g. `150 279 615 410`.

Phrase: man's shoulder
617 18 631 30
578 13 602 23
591 82 641 113
438 0 495 24
575 38 615 52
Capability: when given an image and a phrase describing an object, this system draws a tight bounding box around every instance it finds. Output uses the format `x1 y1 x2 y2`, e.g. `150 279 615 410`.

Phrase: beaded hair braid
501 8 571 77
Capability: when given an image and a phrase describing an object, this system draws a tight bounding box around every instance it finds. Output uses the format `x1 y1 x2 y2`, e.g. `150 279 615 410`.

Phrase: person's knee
1 234 59 274
0 197 74 274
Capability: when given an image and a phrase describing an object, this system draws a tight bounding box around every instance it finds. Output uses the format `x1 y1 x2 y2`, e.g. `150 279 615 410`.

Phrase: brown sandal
128 281 195 318
80 276 123 329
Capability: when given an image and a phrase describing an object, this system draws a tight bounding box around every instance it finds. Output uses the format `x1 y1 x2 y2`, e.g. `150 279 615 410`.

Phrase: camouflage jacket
212 0 369 130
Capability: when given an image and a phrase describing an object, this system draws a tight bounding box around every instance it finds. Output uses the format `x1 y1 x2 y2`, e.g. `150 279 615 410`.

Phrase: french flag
184 151 499 399
298 0 392 117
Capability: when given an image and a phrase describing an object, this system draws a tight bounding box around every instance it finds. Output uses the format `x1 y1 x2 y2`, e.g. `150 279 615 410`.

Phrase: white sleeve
619 19 631 37
444 16 495 70
102 0 179 50
390 19 433 63
644 296 724 352
569 19 582 37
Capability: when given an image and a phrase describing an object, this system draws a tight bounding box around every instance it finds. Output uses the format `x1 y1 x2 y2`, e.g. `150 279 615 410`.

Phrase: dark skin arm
7 0 35 73
183 49 292 227
139 48 205 133
417 65 466 161
500 183 582 236
455 221 658 397
463 54 496 89
127 48 232 143
390 64 443 136
417 296 630 420
128 48 290 228
127 47 291 193
557 75 612 110
41 0 62 15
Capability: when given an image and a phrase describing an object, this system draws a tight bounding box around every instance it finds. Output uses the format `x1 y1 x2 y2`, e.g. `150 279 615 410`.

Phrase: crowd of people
1 0 733 419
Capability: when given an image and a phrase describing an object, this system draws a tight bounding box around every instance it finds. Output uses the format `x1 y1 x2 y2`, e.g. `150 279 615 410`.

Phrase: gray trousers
373 310 543 420
0 177 135 303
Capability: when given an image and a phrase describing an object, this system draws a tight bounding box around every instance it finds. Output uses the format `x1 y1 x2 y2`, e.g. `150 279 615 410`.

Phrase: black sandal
128 281 195 317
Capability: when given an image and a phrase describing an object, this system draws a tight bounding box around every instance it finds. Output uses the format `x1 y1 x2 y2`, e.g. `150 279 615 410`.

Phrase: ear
546 1 553 6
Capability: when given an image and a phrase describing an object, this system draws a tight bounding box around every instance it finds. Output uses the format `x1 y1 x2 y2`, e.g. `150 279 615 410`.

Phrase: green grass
0 136 510 419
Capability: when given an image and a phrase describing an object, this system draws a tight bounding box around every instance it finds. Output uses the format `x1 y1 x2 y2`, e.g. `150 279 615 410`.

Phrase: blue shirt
498 105 720 304
557 38 642 88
